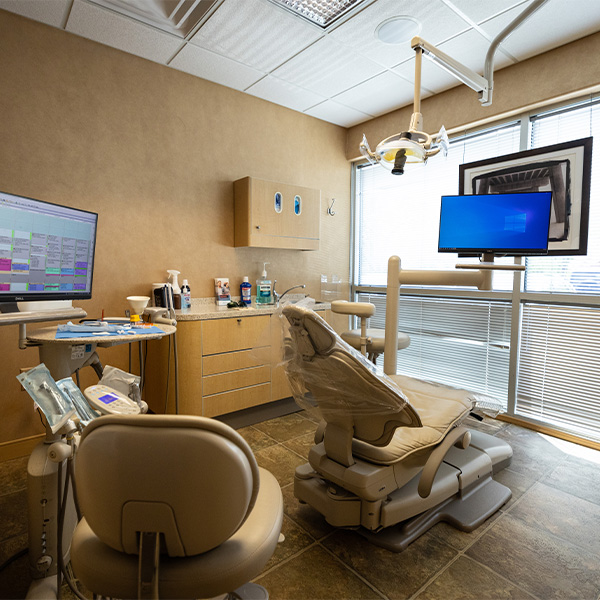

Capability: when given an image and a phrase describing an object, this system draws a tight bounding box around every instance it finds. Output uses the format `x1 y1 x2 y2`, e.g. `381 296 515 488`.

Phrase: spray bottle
167 270 181 309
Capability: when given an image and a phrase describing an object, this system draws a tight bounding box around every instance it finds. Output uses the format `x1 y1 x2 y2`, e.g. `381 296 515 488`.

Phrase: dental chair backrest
75 414 260 556
282 305 421 457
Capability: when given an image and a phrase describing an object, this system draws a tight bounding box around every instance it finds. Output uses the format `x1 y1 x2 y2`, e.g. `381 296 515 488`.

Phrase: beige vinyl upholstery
282 304 512 551
71 414 283 599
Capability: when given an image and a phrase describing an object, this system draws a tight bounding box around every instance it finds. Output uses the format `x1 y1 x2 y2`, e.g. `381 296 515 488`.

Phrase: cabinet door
202 315 270 355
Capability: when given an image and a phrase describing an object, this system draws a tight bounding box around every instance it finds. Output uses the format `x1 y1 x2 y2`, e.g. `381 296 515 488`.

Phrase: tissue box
215 278 231 306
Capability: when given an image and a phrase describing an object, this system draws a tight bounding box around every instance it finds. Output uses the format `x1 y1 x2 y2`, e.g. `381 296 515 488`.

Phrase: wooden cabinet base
203 383 272 418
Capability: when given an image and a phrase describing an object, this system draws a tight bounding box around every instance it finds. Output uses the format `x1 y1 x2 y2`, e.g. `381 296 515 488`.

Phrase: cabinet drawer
202 315 270 355
203 383 271 417
202 347 270 375
203 365 270 396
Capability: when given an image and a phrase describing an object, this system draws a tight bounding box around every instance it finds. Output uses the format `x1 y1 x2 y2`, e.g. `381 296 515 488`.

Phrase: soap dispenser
256 263 272 305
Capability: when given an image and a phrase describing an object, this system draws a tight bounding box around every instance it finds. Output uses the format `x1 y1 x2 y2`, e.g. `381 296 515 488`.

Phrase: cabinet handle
237 318 242 323
256 225 261 230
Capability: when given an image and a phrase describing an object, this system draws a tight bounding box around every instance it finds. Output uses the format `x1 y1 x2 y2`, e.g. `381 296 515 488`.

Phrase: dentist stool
71 415 283 600
331 300 410 363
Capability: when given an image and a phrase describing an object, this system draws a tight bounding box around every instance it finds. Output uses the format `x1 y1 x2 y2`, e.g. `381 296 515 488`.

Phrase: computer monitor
0 190 98 312
438 192 553 257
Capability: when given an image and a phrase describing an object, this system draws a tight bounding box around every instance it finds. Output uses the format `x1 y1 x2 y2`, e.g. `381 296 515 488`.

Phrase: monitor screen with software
438 192 553 256
0 190 98 309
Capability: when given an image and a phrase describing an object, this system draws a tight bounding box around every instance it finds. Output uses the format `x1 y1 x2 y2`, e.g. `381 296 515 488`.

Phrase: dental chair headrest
75 415 260 557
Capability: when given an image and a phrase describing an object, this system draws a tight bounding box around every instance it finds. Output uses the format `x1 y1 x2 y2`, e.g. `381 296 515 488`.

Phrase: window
353 97 600 443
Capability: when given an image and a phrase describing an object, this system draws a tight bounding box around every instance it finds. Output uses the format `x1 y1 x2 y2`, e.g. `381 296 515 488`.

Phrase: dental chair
331 300 410 362
282 304 512 552
71 415 283 599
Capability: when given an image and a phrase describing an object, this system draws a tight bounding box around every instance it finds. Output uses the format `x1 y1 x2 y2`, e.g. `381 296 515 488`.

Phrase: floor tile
466 513 600 600
0 533 29 600
493 467 537 510
255 545 382 600
261 514 315 573
282 431 315 460
322 528 457 600
494 425 567 480
415 555 536 600
0 456 28 497
543 453 600 506
0 489 28 541
281 483 335 541
508 482 600 556
253 413 317 443
237 425 278 452
254 444 306 487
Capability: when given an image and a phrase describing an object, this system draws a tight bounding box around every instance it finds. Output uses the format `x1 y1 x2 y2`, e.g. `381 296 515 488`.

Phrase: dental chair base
295 429 512 552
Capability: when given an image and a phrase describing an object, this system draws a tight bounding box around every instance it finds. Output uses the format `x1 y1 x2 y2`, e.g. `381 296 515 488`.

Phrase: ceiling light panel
169 44 265 91
190 0 321 72
271 36 385 97
66 0 183 63
0 0 71 28
267 0 370 28
86 0 220 37
329 0 472 68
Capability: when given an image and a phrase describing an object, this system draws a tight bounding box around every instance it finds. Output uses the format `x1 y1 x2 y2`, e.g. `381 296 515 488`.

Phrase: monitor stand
0 300 74 314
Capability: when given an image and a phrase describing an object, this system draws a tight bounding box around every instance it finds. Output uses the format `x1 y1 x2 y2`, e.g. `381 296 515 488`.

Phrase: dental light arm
361 0 548 172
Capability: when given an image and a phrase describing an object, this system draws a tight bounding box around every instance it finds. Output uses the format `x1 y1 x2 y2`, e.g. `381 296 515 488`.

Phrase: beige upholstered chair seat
352 374 472 464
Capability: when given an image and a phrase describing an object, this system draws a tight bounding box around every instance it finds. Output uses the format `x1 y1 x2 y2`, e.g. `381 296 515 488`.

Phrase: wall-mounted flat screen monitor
438 192 553 256
0 190 98 308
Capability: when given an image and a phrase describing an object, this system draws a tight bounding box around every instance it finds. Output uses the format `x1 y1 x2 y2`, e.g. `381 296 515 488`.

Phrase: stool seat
341 329 410 354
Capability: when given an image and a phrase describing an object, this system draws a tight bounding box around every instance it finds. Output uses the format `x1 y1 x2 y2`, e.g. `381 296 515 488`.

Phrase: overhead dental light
361 0 548 175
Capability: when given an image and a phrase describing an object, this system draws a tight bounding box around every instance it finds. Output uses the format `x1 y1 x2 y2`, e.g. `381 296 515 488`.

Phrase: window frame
350 94 600 444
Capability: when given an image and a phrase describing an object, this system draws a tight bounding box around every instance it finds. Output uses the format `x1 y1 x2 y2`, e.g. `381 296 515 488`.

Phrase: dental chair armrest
417 427 471 499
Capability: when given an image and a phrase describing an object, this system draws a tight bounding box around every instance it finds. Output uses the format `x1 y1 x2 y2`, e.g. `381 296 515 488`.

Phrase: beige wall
0 10 351 447
347 32 600 161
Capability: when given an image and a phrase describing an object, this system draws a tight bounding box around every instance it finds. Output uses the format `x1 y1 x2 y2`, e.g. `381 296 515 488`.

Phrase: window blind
526 98 600 294
357 292 511 407
517 303 600 442
355 123 521 288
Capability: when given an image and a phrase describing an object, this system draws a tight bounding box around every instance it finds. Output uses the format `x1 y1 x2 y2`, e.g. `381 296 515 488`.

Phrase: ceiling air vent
88 0 222 37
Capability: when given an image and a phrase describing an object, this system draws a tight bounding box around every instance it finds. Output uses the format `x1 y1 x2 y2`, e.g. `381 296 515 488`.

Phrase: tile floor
2 412 600 600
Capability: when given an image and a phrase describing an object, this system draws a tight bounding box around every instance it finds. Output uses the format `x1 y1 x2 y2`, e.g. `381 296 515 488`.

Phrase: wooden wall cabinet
234 176 321 250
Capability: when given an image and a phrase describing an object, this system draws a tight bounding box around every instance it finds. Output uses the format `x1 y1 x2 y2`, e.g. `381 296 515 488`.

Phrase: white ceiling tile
304 100 371 127
190 0 322 72
0 0 71 27
330 0 472 68
479 0 600 61
333 71 414 116
66 0 183 63
170 44 265 91
442 0 529 26
393 27 515 97
246 75 325 112
271 36 385 97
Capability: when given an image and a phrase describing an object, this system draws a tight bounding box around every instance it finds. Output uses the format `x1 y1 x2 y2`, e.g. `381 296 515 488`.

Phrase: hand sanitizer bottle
256 263 272 304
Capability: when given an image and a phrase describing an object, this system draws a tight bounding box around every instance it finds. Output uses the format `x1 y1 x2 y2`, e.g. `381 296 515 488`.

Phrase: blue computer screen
438 192 552 255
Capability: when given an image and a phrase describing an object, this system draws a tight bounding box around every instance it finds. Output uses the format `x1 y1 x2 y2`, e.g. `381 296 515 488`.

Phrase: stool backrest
75 415 259 557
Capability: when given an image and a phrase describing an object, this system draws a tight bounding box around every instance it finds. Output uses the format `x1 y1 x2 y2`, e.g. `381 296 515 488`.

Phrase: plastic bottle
181 279 191 309
167 270 181 309
240 276 252 305
256 263 272 305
